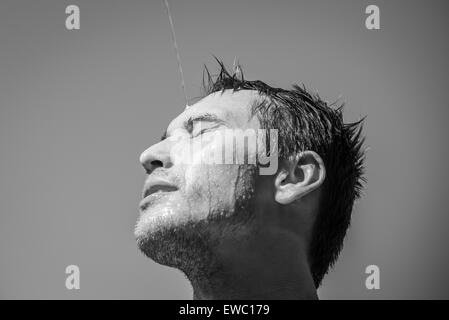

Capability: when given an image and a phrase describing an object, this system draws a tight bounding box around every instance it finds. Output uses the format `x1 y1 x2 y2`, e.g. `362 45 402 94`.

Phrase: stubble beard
136 165 258 285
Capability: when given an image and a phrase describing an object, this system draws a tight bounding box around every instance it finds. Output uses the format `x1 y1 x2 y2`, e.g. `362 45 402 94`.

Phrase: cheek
170 136 220 166
183 164 240 215
169 138 192 165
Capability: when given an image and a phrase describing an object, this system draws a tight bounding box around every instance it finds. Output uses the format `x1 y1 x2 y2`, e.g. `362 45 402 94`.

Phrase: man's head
135 60 365 288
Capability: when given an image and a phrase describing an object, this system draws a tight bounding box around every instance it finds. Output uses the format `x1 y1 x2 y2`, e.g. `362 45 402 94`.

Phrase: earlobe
274 151 326 205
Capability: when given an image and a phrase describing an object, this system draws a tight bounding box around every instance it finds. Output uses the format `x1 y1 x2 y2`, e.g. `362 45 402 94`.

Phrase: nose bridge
140 139 172 173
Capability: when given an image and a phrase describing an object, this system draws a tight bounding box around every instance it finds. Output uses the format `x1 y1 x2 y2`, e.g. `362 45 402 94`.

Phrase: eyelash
191 128 211 138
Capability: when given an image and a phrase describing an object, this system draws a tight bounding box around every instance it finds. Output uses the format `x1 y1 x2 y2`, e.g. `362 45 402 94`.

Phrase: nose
139 141 173 174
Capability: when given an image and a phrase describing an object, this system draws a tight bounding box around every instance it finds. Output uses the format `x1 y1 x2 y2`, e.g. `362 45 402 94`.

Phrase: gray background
1 0 448 299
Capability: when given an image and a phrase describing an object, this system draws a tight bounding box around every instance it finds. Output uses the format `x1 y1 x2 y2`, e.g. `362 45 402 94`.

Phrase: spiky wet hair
202 59 366 288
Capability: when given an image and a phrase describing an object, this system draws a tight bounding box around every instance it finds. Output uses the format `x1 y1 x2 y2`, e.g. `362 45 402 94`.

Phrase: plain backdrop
1 0 449 299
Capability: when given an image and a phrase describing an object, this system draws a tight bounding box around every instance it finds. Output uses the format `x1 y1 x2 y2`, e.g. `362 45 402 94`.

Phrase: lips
140 177 178 210
143 183 178 198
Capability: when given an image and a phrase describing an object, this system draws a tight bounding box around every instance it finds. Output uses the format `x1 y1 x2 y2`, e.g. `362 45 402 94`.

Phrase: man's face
135 90 269 267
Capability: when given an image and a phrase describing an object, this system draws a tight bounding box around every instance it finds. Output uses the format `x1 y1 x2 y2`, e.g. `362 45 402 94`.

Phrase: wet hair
201 58 366 287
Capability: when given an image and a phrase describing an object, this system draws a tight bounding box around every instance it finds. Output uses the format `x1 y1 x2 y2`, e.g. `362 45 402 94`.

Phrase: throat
186 235 317 300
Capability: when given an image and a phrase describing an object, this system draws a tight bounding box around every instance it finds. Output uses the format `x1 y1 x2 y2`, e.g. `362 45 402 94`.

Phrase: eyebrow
161 113 225 141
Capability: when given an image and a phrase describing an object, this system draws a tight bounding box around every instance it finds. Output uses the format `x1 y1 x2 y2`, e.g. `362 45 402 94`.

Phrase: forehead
166 89 262 133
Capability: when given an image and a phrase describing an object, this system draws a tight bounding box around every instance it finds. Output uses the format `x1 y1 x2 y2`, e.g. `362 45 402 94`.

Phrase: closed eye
191 123 222 138
186 113 226 137
161 113 227 141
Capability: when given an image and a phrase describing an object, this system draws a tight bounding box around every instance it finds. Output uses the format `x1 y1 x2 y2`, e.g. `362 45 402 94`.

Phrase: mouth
143 184 178 198
139 179 178 210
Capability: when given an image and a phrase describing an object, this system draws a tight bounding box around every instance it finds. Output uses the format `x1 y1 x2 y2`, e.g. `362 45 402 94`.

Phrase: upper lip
142 177 178 199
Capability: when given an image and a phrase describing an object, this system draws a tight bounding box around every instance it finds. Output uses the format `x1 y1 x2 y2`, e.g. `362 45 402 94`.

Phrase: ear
274 151 326 205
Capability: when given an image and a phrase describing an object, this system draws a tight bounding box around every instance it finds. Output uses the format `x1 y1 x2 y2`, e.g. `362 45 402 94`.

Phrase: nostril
151 160 163 168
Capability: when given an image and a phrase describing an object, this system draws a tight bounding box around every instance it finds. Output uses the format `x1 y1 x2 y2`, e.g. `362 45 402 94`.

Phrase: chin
135 204 175 239
134 204 216 272
134 200 205 245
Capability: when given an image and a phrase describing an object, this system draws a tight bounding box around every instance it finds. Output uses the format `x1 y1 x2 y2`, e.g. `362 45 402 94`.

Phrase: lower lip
139 191 175 211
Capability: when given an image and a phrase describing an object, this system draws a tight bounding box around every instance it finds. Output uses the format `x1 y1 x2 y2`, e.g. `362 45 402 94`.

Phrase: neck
187 229 318 300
